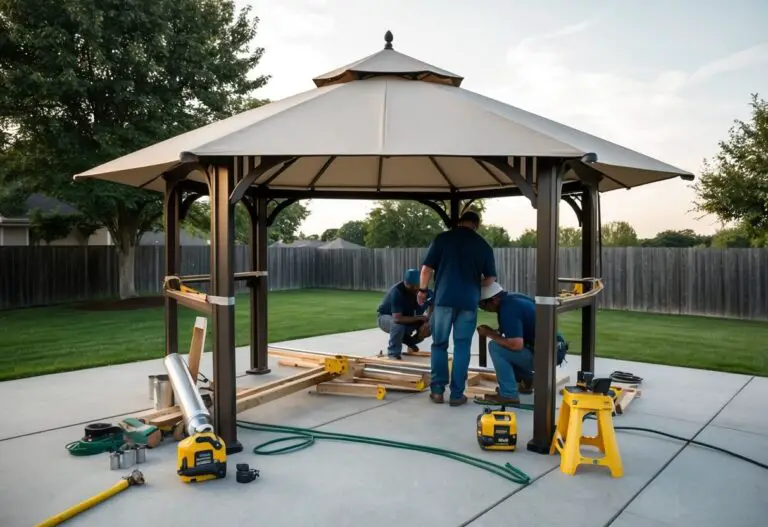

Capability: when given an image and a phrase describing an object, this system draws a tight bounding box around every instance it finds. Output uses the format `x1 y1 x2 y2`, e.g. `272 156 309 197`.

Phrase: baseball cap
403 268 420 285
480 282 504 301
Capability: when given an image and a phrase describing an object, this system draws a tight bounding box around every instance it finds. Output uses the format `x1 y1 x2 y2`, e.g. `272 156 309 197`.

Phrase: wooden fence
1 246 767 320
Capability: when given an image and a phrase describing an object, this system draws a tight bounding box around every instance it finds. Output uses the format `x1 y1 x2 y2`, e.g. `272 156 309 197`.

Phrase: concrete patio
1 328 766 527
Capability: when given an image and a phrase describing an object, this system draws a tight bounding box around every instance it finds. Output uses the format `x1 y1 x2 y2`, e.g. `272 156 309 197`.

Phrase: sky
235 0 768 239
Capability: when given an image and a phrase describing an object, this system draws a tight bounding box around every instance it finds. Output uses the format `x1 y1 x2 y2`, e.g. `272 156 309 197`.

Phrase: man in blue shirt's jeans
418 211 497 406
477 282 569 404
377 269 433 359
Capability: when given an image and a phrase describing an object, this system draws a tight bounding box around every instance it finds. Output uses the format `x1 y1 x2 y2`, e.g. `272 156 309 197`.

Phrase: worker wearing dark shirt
377 269 433 359
477 282 569 403
418 211 497 406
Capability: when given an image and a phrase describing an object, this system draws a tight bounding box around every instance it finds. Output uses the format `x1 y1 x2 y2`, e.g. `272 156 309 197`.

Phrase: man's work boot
429 392 444 404
482 393 521 405
518 378 534 394
449 395 468 407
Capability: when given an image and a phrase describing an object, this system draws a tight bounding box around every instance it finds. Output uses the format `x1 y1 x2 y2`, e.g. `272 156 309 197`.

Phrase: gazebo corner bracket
480 157 537 208
230 156 294 204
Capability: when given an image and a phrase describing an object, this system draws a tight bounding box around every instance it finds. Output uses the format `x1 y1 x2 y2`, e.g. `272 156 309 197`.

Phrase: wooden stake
187 316 207 383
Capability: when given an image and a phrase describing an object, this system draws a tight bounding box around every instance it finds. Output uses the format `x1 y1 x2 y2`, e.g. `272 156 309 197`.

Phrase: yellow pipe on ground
35 470 144 527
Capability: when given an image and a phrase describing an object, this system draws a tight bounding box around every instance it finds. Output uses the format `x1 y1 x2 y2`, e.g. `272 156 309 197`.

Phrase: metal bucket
153 374 175 410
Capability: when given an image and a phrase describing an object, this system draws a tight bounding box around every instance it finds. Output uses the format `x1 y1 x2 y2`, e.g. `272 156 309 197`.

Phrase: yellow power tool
476 406 517 451
177 431 227 483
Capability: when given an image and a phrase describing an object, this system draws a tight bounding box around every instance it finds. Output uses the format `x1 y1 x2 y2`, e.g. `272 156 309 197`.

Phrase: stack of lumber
273 348 429 394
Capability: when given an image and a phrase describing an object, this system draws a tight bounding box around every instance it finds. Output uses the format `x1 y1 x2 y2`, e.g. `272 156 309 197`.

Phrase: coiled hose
236 420 532 485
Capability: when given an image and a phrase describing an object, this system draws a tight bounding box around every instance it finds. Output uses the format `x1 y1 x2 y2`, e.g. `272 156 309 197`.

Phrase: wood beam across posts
580 183 599 373
163 178 182 356
527 160 562 455
244 195 270 375
207 160 242 454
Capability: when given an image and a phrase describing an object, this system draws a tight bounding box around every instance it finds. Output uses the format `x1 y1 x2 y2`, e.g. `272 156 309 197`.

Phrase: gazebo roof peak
312 30 464 88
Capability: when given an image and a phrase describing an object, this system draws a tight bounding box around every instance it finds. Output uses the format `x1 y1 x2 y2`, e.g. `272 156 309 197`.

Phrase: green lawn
1 289 766 381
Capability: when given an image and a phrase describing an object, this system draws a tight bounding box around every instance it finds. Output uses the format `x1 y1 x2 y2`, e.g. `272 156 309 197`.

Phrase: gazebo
74 31 693 454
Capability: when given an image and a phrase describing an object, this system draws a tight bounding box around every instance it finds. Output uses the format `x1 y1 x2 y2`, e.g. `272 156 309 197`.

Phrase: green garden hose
65 433 125 456
236 420 532 485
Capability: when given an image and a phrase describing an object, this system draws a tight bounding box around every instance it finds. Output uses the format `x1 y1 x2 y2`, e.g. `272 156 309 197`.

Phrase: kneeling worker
476 282 568 404
377 269 433 359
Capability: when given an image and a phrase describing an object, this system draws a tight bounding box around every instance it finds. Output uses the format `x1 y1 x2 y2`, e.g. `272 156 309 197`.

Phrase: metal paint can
148 375 157 400
153 374 174 410
119 446 137 468
109 451 121 470
135 444 146 464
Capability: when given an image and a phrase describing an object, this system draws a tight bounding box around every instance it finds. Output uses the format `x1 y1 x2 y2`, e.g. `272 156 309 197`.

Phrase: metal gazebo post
527 160 562 453
580 182 599 373
243 192 271 375
208 158 241 453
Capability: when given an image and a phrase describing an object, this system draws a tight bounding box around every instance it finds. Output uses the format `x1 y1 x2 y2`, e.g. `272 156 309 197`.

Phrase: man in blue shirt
377 269 433 359
476 282 569 404
417 211 497 406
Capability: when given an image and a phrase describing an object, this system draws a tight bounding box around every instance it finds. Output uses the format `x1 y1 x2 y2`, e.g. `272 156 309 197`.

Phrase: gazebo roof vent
312 30 464 88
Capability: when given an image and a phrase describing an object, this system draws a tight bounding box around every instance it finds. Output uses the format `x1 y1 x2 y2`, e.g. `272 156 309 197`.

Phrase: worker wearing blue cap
376 268 433 359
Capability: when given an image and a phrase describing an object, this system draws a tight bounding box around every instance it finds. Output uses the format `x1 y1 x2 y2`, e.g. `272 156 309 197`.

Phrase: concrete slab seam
604 375 756 526
457 465 562 527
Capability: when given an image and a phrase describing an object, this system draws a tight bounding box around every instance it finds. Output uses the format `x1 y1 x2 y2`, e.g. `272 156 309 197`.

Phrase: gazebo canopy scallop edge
74 31 694 454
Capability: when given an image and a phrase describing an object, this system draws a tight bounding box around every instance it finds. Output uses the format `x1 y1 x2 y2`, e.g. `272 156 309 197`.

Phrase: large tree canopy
694 93 768 238
0 0 269 298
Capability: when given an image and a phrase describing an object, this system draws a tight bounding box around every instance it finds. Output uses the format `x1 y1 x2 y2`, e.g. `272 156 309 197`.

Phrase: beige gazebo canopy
73 31 693 456
74 34 692 193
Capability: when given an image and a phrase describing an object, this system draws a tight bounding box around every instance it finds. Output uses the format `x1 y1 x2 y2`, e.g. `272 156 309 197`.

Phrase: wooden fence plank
1 246 767 320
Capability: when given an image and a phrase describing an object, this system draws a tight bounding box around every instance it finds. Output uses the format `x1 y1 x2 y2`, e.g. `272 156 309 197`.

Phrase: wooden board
237 370 332 412
187 316 207 382
315 382 386 399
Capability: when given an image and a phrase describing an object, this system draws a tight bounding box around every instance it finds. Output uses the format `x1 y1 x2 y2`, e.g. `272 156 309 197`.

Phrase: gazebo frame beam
160 154 601 454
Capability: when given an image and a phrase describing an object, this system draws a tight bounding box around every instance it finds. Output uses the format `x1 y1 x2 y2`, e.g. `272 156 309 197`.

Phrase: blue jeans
429 306 477 400
377 315 425 358
488 341 534 398
489 335 569 398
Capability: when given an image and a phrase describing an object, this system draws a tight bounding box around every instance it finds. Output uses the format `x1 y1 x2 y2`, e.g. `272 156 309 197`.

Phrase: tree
364 201 445 248
602 221 639 246
321 228 339 241
183 199 310 245
0 0 269 298
514 229 537 247
559 227 582 247
710 226 753 248
338 220 369 247
693 94 768 239
479 225 513 247
641 229 711 247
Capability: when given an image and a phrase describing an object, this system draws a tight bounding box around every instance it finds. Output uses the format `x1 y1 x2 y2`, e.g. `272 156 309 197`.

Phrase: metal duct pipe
163 352 213 436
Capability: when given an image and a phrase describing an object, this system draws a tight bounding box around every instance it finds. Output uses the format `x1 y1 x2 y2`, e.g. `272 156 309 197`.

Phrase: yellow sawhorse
549 386 623 477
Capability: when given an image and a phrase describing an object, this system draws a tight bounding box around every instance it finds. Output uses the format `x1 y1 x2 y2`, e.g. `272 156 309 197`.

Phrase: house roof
317 238 365 250
0 193 80 221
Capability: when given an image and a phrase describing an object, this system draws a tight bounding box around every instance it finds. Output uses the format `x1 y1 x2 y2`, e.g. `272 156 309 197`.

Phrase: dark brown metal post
208 161 242 454
581 184 598 373
449 197 460 226
527 162 562 454
163 179 181 356
478 334 487 367
246 196 270 374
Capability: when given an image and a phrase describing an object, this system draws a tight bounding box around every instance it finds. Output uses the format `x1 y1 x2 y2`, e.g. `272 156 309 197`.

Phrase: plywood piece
315 382 386 399
187 316 207 382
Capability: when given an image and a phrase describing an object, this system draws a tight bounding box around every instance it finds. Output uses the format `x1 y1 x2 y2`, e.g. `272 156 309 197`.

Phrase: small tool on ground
236 463 261 484
477 406 517 451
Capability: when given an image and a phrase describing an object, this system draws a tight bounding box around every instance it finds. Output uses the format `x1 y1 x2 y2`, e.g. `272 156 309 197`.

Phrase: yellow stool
549 386 623 477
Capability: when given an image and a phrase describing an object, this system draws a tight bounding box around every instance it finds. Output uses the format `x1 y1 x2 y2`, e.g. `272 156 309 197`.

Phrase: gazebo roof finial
384 30 393 50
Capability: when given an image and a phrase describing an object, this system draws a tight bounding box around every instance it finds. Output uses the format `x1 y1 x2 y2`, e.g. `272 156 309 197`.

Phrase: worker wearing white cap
477 282 568 404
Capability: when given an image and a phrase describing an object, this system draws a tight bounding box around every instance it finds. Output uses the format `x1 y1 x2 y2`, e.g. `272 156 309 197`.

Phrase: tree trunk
117 241 138 300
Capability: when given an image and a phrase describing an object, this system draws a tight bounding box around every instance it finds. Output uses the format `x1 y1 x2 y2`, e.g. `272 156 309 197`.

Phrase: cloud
497 23 766 173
